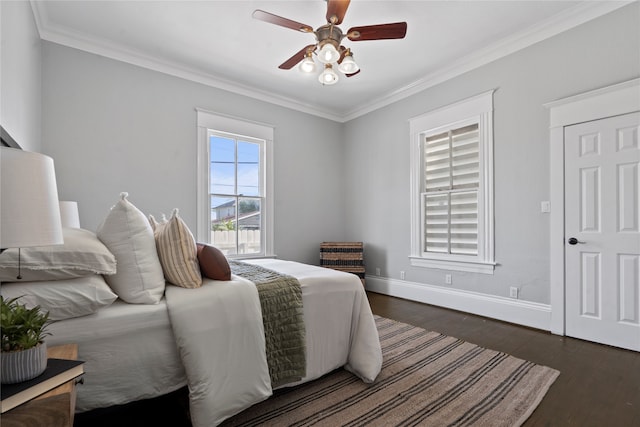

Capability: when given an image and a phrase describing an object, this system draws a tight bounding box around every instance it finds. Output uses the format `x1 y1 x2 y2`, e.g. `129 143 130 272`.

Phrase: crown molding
341 1 633 121
30 2 342 122
31 1 632 124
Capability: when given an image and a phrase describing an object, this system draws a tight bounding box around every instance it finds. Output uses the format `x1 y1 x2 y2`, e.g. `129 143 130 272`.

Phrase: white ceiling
31 1 629 122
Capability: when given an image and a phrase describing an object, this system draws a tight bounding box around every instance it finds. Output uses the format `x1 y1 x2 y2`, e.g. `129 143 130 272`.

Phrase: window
409 91 495 274
196 110 274 258
423 123 480 255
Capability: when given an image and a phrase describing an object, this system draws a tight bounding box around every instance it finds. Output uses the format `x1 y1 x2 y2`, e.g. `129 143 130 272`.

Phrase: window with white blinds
409 91 495 274
423 124 479 255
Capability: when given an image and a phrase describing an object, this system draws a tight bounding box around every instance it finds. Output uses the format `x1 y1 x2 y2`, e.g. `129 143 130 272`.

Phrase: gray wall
6 2 639 309
343 3 640 304
41 43 345 265
0 1 42 151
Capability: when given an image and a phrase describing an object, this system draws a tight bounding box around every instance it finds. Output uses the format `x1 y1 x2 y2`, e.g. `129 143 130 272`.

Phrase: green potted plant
1 296 51 384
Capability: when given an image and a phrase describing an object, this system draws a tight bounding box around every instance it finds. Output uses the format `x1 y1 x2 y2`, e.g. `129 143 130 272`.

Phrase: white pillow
96 192 165 304
0 275 118 321
0 228 116 282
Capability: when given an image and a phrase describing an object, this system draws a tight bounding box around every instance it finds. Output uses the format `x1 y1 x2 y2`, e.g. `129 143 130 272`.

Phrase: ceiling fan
252 0 407 85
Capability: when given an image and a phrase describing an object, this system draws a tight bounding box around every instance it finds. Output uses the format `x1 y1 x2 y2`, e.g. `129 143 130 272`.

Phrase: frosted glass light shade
299 56 316 73
0 147 63 249
59 201 81 228
317 43 340 64
318 65 339 85
338 55 359 74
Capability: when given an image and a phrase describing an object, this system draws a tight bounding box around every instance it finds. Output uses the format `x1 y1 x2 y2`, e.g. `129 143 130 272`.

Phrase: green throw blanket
229 261 306 388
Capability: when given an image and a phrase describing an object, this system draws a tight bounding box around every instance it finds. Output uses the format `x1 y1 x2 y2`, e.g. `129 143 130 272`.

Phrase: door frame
545 78 640 335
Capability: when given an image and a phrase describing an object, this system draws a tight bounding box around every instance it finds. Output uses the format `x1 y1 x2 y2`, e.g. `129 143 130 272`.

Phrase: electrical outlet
445 274 452 285
400 271 405 280
375 267 381 276
510 287 519 299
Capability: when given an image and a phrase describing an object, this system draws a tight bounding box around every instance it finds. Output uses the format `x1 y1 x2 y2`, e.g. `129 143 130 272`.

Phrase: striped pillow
149 209 202 288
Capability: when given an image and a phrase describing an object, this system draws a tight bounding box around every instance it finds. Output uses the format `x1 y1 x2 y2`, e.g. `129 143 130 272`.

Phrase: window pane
422 124 479 256
210 136 235 195
210 196 236 255
237 141 260 197
238 197 261 255
450 191 478 255
424 193 449 253
208 131 266 256
424 132 451 191
451 124 479 189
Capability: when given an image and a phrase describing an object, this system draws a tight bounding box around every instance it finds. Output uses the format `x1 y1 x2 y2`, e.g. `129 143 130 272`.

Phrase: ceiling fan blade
278 44 317 70
347 22 407 41
252 9 313 33
326 0 351 25
345 69 361 78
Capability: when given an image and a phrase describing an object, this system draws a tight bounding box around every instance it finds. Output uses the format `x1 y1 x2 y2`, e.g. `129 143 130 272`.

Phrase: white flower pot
1 342 47 384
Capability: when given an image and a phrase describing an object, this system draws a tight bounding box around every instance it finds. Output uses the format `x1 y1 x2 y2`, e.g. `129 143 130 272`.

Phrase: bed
45 258 380 425
0 195 382 426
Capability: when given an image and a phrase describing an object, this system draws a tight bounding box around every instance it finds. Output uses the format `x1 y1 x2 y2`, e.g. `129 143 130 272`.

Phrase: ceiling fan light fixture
299 55 316 73
317 42 340 64
253 3 408 86
338 53 359 74
318 64 339 85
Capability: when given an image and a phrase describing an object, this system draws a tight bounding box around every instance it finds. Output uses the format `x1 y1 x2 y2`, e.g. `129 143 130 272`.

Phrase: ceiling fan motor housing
315 24 343 49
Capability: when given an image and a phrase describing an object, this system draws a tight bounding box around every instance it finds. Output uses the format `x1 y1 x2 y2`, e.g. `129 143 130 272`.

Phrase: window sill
409 256 495 274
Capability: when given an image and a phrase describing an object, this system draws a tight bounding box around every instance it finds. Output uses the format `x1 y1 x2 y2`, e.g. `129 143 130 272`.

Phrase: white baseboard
366 276 552 331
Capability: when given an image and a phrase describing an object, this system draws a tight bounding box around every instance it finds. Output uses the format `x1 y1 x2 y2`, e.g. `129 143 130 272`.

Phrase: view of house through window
209 131 264 256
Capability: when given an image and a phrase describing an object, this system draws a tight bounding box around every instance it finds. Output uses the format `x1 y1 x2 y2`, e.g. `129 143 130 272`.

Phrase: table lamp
0 147 64 277
59 201 81 228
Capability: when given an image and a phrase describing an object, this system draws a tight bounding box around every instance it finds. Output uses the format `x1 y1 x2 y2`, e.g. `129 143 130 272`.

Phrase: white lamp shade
59 201 81 228
0 147 63 249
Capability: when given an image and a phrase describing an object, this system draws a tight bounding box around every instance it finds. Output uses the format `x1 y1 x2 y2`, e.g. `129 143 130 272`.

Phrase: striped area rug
222 316 560 427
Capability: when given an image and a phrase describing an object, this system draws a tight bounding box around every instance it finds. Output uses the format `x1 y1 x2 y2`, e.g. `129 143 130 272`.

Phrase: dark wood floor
367 292 640 427
75 292 640 426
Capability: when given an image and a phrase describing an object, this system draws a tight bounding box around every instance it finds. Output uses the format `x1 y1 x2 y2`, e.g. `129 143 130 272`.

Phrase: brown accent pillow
196 243 231 281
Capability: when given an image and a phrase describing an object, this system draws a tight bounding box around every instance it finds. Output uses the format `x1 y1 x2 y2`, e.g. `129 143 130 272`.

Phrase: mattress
45 259 381 416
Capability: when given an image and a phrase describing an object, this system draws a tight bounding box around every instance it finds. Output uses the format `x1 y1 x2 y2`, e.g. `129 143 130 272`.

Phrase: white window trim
196 108 275 258
409 90 495 274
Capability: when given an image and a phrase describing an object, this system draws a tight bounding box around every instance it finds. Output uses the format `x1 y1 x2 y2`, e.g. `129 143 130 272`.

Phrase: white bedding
165 272 271 426
167 258 382 426
46 299 187 412
248 259 382 385
46 259 382 424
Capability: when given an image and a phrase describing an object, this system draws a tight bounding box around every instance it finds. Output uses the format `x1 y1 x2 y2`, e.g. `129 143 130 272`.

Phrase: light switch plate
541 201 551 213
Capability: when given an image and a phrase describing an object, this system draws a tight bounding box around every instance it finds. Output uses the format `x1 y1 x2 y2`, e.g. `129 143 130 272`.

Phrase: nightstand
1 344 80 427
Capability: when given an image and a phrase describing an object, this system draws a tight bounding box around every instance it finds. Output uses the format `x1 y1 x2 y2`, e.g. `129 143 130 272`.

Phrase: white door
564 112 640 351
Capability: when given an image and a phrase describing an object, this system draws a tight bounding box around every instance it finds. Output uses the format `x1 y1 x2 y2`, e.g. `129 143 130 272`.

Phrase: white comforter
165 259 382 427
